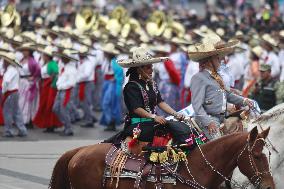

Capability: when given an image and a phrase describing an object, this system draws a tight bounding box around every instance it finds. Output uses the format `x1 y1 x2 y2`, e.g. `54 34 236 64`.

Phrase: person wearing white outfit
53 50 78 136
77 46 96 128
0 52 27 137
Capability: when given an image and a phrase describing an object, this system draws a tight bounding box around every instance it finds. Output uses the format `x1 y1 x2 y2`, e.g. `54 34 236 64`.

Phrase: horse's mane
253 103 284 124
200 132 248 152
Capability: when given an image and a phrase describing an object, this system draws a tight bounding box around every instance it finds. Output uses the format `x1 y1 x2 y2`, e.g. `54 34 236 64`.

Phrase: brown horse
49 127 275 189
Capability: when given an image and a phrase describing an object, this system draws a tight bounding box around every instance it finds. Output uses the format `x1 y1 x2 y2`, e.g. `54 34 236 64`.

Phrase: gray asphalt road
0 113 119 189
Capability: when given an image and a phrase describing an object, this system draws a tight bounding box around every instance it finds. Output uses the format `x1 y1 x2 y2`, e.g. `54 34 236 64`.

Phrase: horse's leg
49 147 84 189
68 143 112 189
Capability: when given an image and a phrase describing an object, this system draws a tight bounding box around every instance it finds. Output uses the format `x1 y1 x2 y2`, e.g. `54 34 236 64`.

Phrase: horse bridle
236 136 272 187
178 122 273 189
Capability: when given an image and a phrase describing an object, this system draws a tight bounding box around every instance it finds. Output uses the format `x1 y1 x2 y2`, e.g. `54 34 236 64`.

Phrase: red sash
104 74 114 80
1 89 18 107
63 88 72 107
164 59 181 86
78 82 86 101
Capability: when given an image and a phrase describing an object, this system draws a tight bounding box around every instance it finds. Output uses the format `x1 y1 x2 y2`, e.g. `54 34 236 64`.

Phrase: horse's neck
187 133 248 184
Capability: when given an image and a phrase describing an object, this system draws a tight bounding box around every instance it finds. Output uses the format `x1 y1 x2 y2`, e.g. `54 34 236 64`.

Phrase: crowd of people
0 0 284 138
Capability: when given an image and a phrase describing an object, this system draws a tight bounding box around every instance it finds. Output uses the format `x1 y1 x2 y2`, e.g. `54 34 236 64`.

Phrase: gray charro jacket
190 70 244 127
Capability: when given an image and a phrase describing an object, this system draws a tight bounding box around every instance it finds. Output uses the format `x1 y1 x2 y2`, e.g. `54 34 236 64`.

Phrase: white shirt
227 53 245 81
265 51 280 78
93 48 104 67
279 49 284 81
77 57 95 83
102 57 114 75
184 60 199 88
169 52 182 71
2 65 20 93
19 61 31 76
155 62 170 81
41 64 49 79
56 62 77 90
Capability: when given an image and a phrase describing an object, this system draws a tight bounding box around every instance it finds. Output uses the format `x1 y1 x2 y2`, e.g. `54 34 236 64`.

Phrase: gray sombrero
118 46 169 68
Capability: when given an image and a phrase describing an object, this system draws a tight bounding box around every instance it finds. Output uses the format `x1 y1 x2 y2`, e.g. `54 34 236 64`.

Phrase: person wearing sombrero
188 35 254 140
76 45 97 128
32 46 62 132
100 43 124 131
260 34 280 78
16 43 41 128
110 47 196 148
0 51 28 137
152 44 181 117
242 46 263 97
52 49 78 136
168 37 190 109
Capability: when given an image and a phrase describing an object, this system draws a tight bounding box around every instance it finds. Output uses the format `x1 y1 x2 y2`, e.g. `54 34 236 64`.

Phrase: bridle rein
236 136 272 187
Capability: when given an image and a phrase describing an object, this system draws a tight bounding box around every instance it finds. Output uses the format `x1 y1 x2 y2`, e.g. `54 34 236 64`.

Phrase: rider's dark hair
126 67 139 81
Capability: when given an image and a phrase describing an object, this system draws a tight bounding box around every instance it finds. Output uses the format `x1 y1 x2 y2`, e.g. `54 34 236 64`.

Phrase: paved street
0 115 118 189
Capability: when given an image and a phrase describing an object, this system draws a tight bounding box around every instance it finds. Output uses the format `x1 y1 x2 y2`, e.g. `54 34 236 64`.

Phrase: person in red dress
33 46 62 132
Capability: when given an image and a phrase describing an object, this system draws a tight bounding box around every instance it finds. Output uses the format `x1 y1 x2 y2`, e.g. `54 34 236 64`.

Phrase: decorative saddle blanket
104 145 179 189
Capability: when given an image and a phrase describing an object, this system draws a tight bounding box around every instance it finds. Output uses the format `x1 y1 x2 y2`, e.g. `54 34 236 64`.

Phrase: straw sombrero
77 45 95 56
37 45 54 57
53 49 78 62
188 34 239 62
0 51 21 67
261 34 278 49
151 44 171 54
118 46 169 68
100 43 120 55
16 43 38 51
4 35 23 46
46 26 62 37
251 46 263 58
55 38 74 50
21 31 37 43
0 43 11 52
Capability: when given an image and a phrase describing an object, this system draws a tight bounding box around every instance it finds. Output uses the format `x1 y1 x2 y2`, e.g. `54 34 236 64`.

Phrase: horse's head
237 126 275 189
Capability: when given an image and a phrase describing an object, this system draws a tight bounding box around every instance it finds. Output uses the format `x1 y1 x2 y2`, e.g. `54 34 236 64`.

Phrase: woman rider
113 47 192 146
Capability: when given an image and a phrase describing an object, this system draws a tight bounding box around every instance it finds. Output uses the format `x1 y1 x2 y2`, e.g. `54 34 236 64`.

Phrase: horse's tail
49 147 83 189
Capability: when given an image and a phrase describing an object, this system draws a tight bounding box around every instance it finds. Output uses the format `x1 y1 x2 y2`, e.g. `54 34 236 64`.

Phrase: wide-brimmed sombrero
0 43 11 52
151 44 171 54
0 51 21 67
188 34 239 62
100 43 120 55
37 45 54 57
16 43 38 51
251 46 263 58
118 46 169 68
261 34 278 49
53 49 78 62
77 45 95 56
21 31 37 43
3 35 23 46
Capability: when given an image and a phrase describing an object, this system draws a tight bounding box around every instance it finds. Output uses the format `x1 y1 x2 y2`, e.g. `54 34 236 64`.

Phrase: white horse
231 103 284 188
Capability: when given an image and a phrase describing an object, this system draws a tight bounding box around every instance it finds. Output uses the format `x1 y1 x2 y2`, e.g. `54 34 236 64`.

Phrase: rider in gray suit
188 35 253 140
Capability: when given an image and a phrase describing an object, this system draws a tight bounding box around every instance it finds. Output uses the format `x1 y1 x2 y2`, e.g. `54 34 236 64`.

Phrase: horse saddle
104 145 178 189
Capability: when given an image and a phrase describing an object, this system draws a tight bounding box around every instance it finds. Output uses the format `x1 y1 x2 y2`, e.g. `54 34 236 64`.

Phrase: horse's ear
249 126 258 143
260 127 270 139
